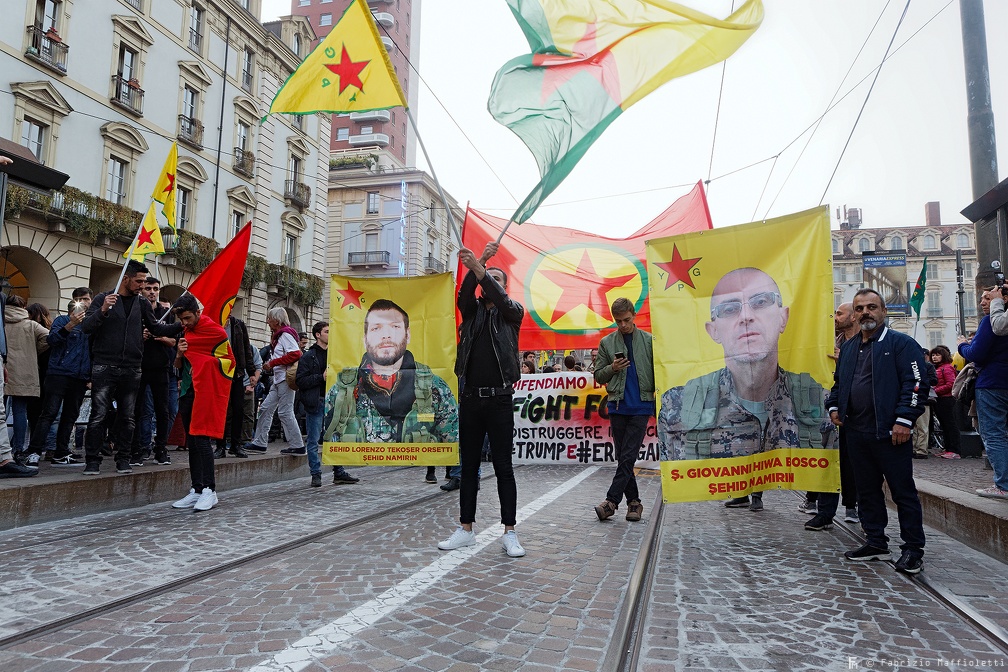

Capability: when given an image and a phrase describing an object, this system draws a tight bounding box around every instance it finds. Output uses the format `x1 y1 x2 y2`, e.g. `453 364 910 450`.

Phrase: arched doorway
0 246 60 311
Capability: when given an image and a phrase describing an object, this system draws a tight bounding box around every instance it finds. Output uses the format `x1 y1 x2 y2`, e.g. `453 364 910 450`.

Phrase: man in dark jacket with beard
80 260 182 475
437 242 527 558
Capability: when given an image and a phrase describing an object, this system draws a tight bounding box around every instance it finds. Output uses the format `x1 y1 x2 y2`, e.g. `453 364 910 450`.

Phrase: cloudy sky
262 1 1008 237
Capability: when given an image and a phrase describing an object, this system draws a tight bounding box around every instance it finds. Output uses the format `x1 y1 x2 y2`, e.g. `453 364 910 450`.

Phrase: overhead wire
818 0 913 206
705 0 736 197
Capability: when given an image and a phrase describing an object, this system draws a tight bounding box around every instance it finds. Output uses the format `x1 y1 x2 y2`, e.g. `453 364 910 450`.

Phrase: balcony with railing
284 179 311 210
349 110 391 123
424 256 445 274
111 75 144 115
233 147 255 178
25 25 69 74
177 115 204 149
348 250 391 268
380 35 395 51
349 132 390 147
372 12 394 27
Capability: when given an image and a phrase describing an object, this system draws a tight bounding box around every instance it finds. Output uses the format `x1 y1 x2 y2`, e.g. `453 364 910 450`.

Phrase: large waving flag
459 181 712 349
124 203 166 260
183 313 235 439
489 0 764 224
188 223 252 326
266 0 407 118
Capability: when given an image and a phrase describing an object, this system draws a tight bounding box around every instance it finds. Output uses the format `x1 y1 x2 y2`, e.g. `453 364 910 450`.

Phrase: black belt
465 386 512 398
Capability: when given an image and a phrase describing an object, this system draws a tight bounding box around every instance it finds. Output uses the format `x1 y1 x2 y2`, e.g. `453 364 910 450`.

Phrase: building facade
324 163 461 315
831 214 979 351
290 0 420 168
2 0 331 344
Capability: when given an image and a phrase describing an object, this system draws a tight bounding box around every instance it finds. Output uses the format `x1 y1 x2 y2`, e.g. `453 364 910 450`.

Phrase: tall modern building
2 0 330 343
291 0 420 168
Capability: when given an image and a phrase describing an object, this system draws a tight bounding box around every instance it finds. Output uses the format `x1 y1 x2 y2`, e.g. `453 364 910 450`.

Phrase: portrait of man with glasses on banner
658 267 825 461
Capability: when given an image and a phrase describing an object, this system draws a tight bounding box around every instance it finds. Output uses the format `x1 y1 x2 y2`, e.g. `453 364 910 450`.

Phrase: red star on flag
540 251 637 324
162 172 175 196
325 45 369 94
337 281 365 309
137 225 156 247
655 244 702 290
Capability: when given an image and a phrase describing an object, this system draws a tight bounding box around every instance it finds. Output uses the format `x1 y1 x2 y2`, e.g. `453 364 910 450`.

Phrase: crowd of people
0 243 1005 566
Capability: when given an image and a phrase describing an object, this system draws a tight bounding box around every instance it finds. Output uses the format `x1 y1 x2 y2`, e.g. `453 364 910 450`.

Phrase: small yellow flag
124 203 166 260
151 142 178 231
267 0 407 117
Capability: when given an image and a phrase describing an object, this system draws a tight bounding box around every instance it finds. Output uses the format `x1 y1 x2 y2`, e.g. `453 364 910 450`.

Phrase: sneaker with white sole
193 488 218 511
172 489 200 508
976 485 1008 500
798 497 818 514
437 527 475 550
501 531 525 557
844 507 860 523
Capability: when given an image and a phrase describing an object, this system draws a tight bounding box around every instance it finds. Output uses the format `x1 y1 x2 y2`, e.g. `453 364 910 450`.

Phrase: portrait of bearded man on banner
658 267 824 460
323 298 458 445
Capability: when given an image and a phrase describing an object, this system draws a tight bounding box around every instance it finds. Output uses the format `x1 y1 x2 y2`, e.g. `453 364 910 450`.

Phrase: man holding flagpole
80 260 182 475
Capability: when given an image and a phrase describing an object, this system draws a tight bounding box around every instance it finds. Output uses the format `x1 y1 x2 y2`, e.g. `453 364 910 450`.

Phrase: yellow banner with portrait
322 273 459 466
646 207 838 503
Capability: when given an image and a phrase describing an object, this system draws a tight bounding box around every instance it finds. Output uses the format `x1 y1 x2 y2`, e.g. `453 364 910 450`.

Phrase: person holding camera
987 283 1008 336
593 297 654 523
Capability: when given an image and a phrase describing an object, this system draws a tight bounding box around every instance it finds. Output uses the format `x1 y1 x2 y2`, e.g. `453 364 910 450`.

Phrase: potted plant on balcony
127 77 140 89
44 26 61 42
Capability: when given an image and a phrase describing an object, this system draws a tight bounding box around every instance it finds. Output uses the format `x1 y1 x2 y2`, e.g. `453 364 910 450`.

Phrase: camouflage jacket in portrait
658 367 823 460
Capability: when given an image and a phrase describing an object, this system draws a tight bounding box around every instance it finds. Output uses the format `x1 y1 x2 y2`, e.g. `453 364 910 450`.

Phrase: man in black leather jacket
438 242 527 558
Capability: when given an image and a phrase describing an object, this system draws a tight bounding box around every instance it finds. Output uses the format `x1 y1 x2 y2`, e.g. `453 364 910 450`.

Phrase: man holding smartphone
593 298 655 523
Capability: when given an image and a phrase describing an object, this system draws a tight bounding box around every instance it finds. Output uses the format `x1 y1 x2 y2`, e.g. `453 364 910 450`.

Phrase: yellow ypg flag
152 142 177 231
646 207 837 503
267 0 407 117
124 203 166 260
322 273 459 467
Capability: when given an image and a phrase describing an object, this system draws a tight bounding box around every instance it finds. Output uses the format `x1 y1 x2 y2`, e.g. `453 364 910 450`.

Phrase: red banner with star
458 181 712 350
184 314 235 439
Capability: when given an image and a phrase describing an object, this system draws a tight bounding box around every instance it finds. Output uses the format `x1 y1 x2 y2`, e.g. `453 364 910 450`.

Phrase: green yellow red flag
124 202 166 260
489 0 764 224
266 0 407 118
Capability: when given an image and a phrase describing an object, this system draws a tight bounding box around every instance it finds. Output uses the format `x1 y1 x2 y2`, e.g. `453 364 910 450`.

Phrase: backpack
951 362 979 407
285 359 299 390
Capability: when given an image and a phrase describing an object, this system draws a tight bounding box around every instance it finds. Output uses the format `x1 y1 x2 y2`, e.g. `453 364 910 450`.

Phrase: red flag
188 223 252 326
458 181 713 350
183 314 235 438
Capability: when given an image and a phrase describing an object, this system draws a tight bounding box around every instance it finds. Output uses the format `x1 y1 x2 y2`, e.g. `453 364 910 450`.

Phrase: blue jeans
305 405 322 477
976 388 1008 491
9 396 29 454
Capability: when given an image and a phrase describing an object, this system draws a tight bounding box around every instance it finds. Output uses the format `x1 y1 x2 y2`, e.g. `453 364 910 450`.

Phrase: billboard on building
862 252 909 316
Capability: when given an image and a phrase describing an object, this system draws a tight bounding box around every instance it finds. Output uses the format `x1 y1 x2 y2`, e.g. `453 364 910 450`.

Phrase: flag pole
495 218 515 245
405 107 462 246
114 215 148 292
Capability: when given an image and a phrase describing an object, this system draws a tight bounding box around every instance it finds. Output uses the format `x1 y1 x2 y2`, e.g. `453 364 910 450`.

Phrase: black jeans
217 378 246 452
459 393 516 526
846 428 925 554
933 396 961 454
131 367 170 458
179 392 215 491
28 374 88 456
811 428 858 517
86 364 142 465
606 414 648 506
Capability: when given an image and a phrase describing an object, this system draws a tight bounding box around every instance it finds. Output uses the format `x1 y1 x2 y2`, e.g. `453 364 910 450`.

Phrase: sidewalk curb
902 478 1008 564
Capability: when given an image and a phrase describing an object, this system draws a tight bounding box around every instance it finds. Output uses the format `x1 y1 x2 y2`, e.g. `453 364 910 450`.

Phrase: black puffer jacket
455 270 523 387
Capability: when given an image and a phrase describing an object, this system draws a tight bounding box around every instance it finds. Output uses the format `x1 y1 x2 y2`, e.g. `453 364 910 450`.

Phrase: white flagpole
405 107 462 246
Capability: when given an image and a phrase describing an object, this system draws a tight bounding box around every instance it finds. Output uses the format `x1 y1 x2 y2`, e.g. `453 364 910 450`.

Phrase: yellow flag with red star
124 202 165 260
266 0 407 118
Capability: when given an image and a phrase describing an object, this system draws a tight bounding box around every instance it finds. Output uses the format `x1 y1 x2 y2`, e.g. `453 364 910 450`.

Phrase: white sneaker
172 489 200 509
193 488 218 511
437 527 476 550
501 530 525 557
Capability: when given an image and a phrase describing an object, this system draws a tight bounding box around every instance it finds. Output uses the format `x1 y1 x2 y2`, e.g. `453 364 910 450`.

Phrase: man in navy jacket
826 289 929 574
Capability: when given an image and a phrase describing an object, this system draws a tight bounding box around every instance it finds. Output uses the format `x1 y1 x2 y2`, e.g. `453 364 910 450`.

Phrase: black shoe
440 476 461 492
725 496 750 508
894 550 924 575
333 470 360 484
748 494 763 512
280 447 307 455
129 457 144 467
425 467 437 484
310 473 322 488
243 442 267 453
844 543 891 561
213 447 226 459
155 453 171 465
804 513 834 531
49 453 83 466
0 460 39 478
82 462 101 475
228 447 249 458
115 461 133 474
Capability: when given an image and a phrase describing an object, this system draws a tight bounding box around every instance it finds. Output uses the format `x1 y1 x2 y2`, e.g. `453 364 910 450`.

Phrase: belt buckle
478 387 493 398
